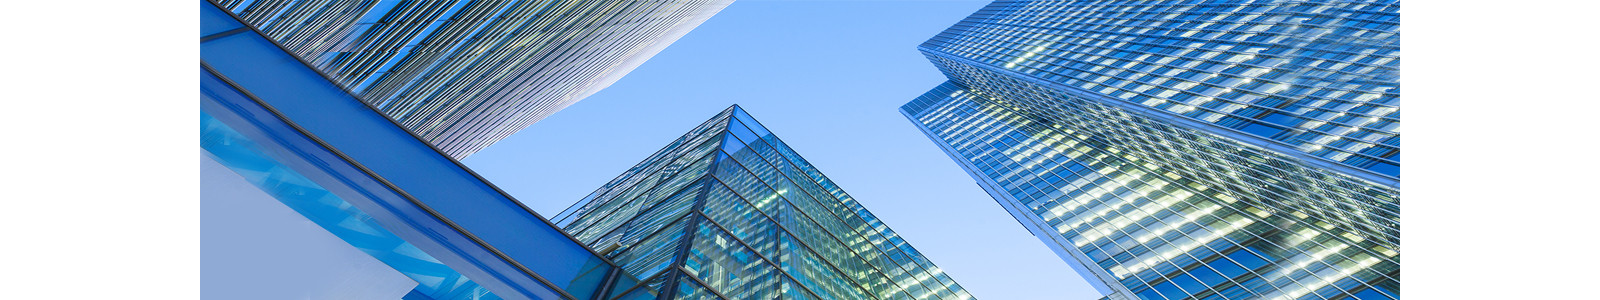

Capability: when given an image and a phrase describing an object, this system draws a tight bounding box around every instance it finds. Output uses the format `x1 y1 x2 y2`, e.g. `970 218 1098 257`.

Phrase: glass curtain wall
556 106 976 300
210 0 735 158
898 1 1402 299
202 2 648 298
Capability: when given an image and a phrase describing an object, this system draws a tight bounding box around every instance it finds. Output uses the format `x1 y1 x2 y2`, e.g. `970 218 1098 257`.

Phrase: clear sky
462 1 1103 299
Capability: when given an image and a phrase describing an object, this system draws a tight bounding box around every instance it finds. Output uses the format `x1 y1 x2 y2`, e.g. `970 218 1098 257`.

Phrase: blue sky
462 1 1102 299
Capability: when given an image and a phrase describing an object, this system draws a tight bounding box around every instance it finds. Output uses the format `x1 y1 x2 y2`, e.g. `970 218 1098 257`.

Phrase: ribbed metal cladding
216 0 734 158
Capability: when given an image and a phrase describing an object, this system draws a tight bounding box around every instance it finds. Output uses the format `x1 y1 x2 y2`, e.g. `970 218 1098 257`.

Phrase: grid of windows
904 82 1398 300
554 106 974 300
921 0 1399 178
214 0 734 158
923 55 1399 256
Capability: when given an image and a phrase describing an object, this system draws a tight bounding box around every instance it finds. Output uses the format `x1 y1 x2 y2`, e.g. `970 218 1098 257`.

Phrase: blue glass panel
1136 288 1164 300
1228 249 1270 270
1314 284 1347 300
1369 162 1399 177
614 284 661 300
199 10 614 292
1238 277 1272 295
1218 286 1252 299
1333 277 1365 293
675 275 724 300
728 118 761 145
1189 265 1227 286
720 133 747 154
1168 274 1206 295
731 107 771 138
197 2 647 297
200 0 243 37
1351 288 1395 300
402 289 435 300
1240 122 1287 138
203 109 498 300
1261 113 1299 127
780 277 818 300
200 62 561 298
611 274 665 300
1151 282 1185 299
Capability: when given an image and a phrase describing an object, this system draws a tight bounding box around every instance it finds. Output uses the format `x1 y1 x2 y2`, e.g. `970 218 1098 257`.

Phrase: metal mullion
557 110 734 217
771 197 910 299
278 0 354 55
358 0 466 87
387 0 578 136
728 137 951 296
322 0 414 80
928 49 1401 236
1080 111 1397 246
280 0 357 50
594 129 726 195
255 0 318 43
593 208 699 277
388 0 555 141
206 3 632 274
697 167 907 300
236 0 291 27
588 265 625 300
603 269 671 300
376 0 550 124
656 134 728 300
907 104 1136 298
438 19 607 132
202 62 578 300
1228 226 1399 287
565 138 725 236
215 0 246 10
686 205 828 300
761 173 909 283
378 0 529 99
311 0 385 55
580 139 717 217
429 0 625 140
341 0 447 85
529 0 701 103
579 174 715 250
360 0 503 100
667 265 731 300
554 110 738 225
926 42 1398 187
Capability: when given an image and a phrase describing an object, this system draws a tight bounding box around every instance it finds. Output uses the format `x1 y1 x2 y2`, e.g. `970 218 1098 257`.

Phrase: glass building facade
210 0 734 158
202 2 655 298
900 1 1400 300
554 106 974 300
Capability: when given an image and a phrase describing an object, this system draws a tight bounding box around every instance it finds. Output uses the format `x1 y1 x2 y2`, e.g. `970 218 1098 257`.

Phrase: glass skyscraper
211 0 734 158
901 1 1399 300
554 106 974 300
203 2 660 298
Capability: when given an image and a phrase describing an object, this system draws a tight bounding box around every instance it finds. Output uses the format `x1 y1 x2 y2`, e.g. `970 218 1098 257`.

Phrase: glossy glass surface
203 111 499 300
920 0 1399 178
898 2 1402 298
903 82 1398 300
202 2 644 298
211 0 735 158
557 106 975 300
